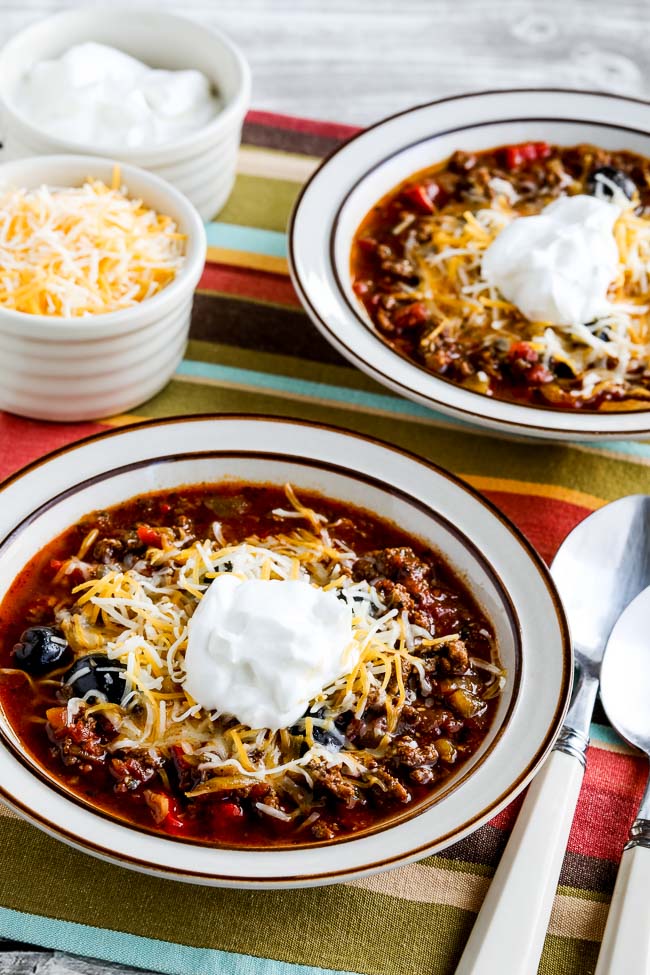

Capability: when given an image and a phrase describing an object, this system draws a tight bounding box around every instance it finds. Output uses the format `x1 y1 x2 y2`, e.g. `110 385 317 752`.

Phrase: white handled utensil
595 586 650 975
455 495 650 975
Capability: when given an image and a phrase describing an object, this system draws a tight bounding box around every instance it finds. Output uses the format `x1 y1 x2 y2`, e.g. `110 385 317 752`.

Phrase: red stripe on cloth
489 791 525 833
245 109 361 140
199 263 302 308
490 748 648 863
568 749 647 861
482 490 589 565
0 414 109 483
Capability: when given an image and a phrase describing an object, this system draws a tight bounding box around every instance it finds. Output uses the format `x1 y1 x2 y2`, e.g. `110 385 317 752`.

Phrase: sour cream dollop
481 194 621 326
13 43 220 149
183 576 356 731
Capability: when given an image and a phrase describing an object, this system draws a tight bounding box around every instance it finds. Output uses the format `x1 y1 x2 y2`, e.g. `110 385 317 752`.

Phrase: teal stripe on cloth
580 439 650 459
205 222 288 258
590 722 629 748
175 357 650 461
175 358 469 425
0 906 362 975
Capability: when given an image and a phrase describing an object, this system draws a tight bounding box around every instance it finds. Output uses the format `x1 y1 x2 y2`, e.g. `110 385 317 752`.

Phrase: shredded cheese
0 170 185 317
36 487 503 827
404 176 650 401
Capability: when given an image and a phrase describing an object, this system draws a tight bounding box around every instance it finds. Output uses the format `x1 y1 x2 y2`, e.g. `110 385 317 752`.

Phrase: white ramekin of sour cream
0 9 251 221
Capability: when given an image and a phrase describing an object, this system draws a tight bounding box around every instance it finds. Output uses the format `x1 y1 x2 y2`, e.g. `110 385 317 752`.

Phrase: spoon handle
454 749 584 975
594 827 650 975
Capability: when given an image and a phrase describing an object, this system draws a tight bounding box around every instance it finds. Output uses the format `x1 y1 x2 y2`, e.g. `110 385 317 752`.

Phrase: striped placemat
0 110 648 975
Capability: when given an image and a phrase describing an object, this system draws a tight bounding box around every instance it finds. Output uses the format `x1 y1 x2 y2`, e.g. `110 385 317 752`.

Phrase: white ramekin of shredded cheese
0 10 250 221
0 155 207 422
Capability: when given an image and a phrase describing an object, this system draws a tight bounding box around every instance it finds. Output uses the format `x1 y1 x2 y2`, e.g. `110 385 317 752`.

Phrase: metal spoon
456 494 650 975
595 586 650 975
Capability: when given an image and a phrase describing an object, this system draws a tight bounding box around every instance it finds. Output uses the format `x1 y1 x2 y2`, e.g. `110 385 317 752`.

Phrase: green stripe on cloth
540 937 599 975
175 355 650 467
0 819 471 975
556 887 609 904
0 808 609 975
0 907 362 975
182 343 650 474
137 372 650 502
216 173 301 232
175 357 466 424
185 339 392 395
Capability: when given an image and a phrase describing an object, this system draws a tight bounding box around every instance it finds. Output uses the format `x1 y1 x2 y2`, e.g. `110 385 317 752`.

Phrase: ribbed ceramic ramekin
0 155 207 423
0 9 250 221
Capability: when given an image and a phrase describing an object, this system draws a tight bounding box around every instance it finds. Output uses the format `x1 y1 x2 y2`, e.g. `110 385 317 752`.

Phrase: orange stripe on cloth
463 476 604 512
199 262 301 308
205 246 288 275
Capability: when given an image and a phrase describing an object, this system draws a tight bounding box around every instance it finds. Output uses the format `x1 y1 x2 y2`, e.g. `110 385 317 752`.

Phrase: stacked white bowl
0 9 251 222
0 156 207 423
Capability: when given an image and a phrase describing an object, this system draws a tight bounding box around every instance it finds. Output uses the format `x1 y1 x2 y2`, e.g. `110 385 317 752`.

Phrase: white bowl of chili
0 154 206 422
290 89 650 441
0 415 571 887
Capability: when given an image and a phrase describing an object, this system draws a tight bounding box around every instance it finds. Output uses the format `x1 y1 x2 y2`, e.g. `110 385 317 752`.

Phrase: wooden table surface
0 0 649 972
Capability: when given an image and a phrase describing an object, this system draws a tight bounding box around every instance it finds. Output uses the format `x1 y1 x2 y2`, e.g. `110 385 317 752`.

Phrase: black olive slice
587 166 636 201
12 626 70 674
64 653 128 705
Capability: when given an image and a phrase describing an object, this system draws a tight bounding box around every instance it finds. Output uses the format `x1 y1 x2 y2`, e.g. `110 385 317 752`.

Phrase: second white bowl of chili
290 88 650 441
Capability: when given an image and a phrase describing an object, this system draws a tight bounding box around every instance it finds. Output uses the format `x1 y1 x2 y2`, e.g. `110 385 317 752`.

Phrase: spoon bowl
601 585 650 754
456 493 650 975
551 495 650 678
593 586 650 975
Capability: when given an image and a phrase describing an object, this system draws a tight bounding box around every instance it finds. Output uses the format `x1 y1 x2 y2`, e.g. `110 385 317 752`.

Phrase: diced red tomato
527 363 554 386
249 783 269 801
507 342 552 384
402 181 444 213
393 301 428 330
356 236 378 254
144 789 184 830
137 525 163 548
50 559 63 572
163 806 185 831
211 801 244 830
507 341 539 364
502 142 551 170
159 502 172 515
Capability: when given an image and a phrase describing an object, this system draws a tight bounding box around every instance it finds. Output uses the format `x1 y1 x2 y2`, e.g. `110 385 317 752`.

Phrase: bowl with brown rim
289 88 650 441
0 415 570 886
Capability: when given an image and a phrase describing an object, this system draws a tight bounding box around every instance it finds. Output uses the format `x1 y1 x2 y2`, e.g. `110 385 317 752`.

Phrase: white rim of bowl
0 9 252 164
0 414 572 886
0 154 207 335
288 87 650 439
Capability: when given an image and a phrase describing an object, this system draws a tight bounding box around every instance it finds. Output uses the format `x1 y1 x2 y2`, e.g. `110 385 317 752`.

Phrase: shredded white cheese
0 170 185 317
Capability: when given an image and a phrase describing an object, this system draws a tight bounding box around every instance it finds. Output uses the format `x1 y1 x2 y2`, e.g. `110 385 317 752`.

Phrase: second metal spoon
595 585 650 975
456 494 650 975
